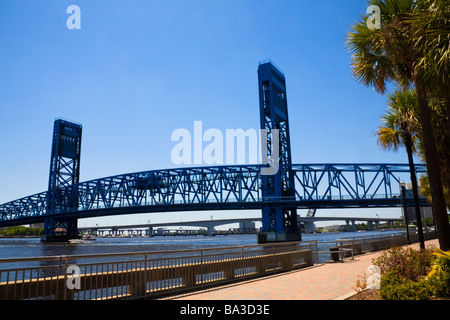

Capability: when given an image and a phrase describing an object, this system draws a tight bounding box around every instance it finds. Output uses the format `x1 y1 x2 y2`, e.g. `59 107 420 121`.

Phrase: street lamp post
400 182 411 244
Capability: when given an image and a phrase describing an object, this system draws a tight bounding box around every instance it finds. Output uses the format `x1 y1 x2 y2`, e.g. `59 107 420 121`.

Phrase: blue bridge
0 61 428 243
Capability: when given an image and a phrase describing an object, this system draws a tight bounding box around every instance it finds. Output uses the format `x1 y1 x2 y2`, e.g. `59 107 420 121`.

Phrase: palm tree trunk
445 93 450 143
416 80 450 250
445 93 450 210
445 93 450 189
403 133 425 250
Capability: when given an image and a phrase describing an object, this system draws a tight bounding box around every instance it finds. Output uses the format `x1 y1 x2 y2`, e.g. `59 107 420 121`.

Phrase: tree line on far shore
0 226 43 237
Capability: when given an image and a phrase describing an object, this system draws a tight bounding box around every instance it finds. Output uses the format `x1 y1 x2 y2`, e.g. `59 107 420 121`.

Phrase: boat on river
69 234 96 244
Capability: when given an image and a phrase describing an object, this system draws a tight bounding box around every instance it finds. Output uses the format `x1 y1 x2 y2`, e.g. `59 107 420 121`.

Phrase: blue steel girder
258 61 296 236
72 166 262 211
43 119 82 240
0 163 428 227
288 164 409 202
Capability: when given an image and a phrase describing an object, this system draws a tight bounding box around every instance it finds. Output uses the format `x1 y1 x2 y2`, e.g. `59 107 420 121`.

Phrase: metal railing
312 230 437 264
0 231 437 300
0 241 315 300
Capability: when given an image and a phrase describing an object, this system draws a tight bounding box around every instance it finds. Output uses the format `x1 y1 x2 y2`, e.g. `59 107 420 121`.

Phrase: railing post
200 249 204 289
144 254 148 299
60 257 68 300
241 247 245 280
351 240 354 260
314 241 318 264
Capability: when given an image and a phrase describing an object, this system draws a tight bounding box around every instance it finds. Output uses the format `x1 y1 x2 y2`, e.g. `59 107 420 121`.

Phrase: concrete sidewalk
167 239 439 300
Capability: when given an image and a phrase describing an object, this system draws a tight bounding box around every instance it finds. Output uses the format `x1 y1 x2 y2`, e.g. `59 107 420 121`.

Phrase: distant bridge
79 215 402 236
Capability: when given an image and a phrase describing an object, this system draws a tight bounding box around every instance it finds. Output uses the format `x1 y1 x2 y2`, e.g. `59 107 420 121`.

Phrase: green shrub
373 246 440 300
372 246 434 282
377 247 450 300
379 270 433 300
426 252 450 299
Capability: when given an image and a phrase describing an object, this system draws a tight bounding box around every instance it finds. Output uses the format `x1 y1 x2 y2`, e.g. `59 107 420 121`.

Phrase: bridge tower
41 119 82 242
257 60 300 243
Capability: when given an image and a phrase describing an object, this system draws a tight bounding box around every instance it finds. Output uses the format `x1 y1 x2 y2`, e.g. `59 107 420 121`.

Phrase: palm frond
375 89 421 153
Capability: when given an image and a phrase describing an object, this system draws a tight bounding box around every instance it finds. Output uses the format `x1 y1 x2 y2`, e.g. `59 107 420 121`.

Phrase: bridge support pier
304 222 315 233
345 220 356 232
41 217 80 242
207 226 215 237
257 231 301 243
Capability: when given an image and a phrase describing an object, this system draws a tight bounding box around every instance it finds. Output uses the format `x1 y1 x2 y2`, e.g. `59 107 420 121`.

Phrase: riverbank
0 235 40 239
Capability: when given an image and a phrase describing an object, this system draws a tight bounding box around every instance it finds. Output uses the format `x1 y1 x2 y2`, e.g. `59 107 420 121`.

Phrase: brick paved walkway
167 239 439 300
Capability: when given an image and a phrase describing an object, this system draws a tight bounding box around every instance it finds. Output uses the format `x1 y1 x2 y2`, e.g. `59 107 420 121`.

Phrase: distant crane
306 208 317 218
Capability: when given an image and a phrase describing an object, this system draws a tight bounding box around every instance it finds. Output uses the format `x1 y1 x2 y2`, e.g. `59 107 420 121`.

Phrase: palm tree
417 97 450 210
376 89 425 248
347 0 450 250
412 0 450 208
412 0 450 140
376 90 420 153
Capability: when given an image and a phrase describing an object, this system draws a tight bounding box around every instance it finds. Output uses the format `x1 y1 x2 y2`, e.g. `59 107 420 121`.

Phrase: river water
0 230 402 263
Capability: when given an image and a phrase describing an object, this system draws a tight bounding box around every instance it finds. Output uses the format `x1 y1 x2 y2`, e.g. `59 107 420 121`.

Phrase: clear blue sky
0 0 417 228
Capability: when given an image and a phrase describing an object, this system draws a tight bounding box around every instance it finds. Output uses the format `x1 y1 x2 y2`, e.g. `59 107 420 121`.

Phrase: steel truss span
0 163 427 226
